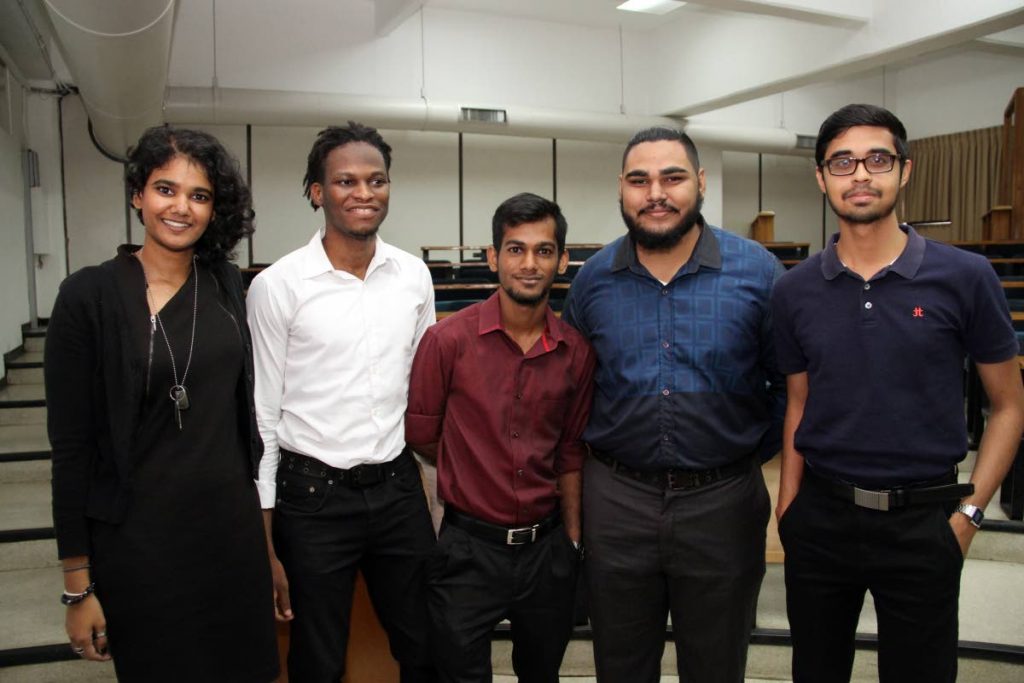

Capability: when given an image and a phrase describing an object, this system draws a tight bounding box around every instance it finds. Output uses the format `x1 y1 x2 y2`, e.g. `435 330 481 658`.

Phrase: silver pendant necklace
142 255 199 430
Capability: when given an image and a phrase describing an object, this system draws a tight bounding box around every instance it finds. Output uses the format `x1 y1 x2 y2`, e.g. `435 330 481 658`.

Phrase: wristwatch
955 503 984 529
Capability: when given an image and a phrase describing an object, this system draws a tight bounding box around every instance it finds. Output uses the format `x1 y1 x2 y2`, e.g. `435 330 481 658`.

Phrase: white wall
60 96 126 273
26 93 67 318
0 74 29 374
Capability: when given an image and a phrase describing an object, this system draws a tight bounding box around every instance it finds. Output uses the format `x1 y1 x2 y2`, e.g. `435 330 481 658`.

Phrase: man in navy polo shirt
563 127 785 683
771 103 1024 682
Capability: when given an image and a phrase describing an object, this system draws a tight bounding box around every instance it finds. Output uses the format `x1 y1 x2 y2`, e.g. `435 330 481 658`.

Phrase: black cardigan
45 246 263 559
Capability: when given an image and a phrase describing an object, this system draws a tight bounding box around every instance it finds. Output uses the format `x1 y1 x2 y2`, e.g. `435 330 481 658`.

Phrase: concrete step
0 539 58 572
7 351 43 366
5 367 43 385
0 458 51 484
22 336 45 354
0 660 116 682
0 406 47 426
0 424 49 456
0 384 45 403
0 480 52 533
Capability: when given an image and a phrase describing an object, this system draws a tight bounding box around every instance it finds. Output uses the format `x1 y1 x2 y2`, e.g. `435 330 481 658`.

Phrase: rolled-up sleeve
405 326 451 451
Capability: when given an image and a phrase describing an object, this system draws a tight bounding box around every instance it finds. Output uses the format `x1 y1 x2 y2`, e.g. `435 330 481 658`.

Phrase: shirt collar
299 228 399 279
820 223 924 281
611 222 722 278
477 292 565 352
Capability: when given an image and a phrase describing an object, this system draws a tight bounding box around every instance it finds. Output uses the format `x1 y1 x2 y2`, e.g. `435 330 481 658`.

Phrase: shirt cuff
256 477 277 509
556 442 586 474
405 412 443 450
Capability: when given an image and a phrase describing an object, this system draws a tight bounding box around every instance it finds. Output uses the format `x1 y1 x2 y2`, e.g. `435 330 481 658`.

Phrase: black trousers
426 516 580 683
582 455 769 683
273 450 437 683
780 470 964 683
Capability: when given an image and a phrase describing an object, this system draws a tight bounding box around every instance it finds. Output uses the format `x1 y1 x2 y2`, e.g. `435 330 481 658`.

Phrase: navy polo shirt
771 225 1017 487
563 224 786 471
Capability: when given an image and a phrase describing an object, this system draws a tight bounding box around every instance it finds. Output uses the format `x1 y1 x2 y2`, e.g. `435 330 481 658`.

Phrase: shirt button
662 388 670 396
515 393 523 400
517 469 524 477
662 341 670 349
661 289 669 296
863 283 871 291
512 431 519 438
865 302 873 309
662 434 670 442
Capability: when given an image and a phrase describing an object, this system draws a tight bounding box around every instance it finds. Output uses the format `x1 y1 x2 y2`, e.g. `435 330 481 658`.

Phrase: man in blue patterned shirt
563 127 785 683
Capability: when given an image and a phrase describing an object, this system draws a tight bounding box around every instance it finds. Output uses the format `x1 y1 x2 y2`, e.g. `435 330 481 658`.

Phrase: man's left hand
947 512 978 558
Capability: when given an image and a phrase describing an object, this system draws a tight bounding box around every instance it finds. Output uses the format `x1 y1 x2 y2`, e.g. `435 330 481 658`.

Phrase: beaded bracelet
61 582 96 606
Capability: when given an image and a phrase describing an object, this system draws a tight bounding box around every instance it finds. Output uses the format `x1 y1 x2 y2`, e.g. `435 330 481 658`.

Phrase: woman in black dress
46 126 279 682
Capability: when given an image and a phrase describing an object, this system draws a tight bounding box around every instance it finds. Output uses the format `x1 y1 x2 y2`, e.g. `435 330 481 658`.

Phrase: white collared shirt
246 228 435 507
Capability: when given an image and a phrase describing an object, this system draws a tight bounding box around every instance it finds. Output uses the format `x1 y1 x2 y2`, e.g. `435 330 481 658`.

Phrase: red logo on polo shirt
912 306 924 318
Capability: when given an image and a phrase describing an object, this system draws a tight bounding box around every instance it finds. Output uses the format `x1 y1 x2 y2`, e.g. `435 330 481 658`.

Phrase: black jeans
273 450 438 683
780 470 964 683
427 516 580 683
582 455 769 683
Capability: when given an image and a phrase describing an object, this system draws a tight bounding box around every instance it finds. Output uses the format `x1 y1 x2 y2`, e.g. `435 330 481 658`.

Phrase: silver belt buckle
853 486 891 511
506 525 539 545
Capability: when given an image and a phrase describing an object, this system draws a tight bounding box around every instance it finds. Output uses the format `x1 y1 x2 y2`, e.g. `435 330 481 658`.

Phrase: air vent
795 135 817 150
460 107 508 124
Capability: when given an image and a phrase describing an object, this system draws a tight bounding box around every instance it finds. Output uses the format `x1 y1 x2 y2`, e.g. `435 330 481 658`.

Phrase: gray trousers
583 454 769 683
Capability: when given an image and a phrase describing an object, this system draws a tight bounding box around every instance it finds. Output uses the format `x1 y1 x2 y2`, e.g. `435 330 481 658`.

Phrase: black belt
444 507 561 546
279 447 411 488
592 450 752 491
804 466 973 511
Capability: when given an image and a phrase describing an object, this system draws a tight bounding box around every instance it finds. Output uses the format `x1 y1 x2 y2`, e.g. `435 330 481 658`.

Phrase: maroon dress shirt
406 293 596 527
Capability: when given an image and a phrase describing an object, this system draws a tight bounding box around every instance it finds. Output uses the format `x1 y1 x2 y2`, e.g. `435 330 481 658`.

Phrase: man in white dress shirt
247 121 437 683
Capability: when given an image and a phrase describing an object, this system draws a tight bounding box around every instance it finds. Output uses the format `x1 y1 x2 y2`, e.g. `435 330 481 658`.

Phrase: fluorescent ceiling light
617 0 687 15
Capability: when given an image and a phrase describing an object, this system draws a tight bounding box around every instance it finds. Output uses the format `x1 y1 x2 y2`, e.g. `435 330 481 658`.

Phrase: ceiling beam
374 0 423 36
689 0 869 27
653 0 1024 116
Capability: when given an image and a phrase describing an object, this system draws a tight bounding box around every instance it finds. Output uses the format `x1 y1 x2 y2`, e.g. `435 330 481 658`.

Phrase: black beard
503 284 548 307
621 195 704 251
827 190 898 226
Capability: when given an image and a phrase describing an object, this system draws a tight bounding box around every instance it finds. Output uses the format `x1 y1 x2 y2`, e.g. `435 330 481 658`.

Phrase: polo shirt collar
477 292 564 352
611 222 722 278
299 228 399 279
820 223 925 281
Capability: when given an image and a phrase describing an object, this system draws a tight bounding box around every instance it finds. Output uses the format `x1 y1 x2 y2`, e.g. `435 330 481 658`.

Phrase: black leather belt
592 450 752 491
444 507 561 546
280 447 411 488
804 466 973 511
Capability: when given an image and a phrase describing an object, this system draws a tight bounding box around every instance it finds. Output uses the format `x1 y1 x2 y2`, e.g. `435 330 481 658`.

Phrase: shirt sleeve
757 258 788 461
561 270 590 338
411 261 436 353
554 339 597 474
45 281 98 558
246 273 290 508
770 271 808 376
405 326 452 451
965 259 1019 364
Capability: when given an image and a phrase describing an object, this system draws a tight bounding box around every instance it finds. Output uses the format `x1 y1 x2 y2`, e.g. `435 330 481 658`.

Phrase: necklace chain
137 251 199 426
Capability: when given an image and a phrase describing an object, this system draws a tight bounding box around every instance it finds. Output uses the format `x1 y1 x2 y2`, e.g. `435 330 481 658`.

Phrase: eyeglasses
822 153 901 176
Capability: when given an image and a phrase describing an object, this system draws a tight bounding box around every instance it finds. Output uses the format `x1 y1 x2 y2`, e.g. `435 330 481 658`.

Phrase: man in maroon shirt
407 192 596 683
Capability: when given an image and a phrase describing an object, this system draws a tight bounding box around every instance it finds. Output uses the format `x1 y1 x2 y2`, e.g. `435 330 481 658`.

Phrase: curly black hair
302 121 393 210
125 125 254 264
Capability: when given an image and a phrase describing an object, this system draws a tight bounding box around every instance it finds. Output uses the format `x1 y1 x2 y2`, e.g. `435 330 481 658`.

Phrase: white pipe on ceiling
44 0 175 159
165 87 804 155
